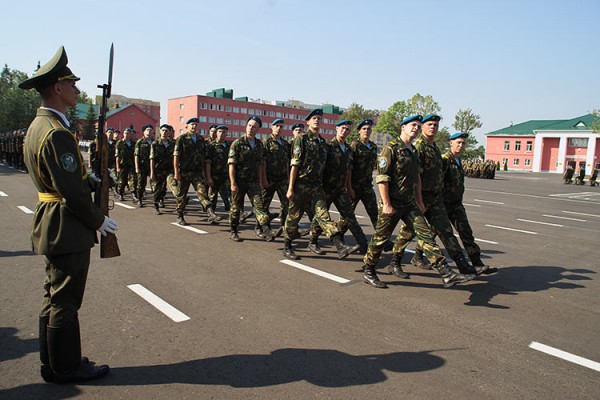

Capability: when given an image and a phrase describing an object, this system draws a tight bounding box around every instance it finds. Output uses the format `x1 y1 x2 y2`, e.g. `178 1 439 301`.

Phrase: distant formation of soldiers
0 129 27 170
562 162 599 186
462 159 496 179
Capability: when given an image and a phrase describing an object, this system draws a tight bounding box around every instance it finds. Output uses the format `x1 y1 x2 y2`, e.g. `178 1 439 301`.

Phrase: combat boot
177 212 189 226
274 226 284 238
356 232 369 255
132 193 139 203
411 248 430 270
433 261 475 288
119 192 125 201
229 228 242 242
332 234 360 260
454 252 488 276
39 316 54 383
255 221 264 238
261 224 275 242
206 207 221 224
158 198 165 208
363 264 387 288
240 210 253 223
137 199 144 208
387 253 409 279
469 252 498 275
283 239 298 260
308 235 325 255
153 203 161 215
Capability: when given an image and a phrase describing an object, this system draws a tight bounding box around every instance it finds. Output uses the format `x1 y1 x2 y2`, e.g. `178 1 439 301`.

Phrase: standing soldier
170 118 219 226
361 115 474 289
0 132 6 163
589 163 598 187
228 116 274 242
402 114 487 276
262 118 290 238
150 124 175 215
19 46 118 383
107 129 119 194
291 123 304 141
134 124 154 207
282 109 358 260
207 125 232 213
207 124 218 143
115 128 137 202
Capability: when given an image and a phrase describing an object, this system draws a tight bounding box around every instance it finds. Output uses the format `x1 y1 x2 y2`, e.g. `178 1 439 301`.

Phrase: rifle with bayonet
93 43 120 258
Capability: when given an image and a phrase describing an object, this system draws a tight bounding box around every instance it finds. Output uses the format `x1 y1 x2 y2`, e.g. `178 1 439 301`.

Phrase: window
269 111 275 117
179 116 183 123
233 107 239 113
502 158 508 165
526 141 532 152
513 158 520 166
226 106 232 112
225 118 231 124
276 112 282 117
217 104 223 111
569 138 588 147
199 116 207 122
208 117 215 123
199 129 206 135
524 159 531 166
515 141 521 151
249 108 255 114
179 104 184 109
241 108 248 114
217 118 224 123
209 104 215 110
233 119 239 125
200 102 206 109
503 141 510 151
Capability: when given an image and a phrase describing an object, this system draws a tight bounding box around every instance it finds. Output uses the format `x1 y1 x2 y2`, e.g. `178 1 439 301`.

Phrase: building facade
485 114 600 173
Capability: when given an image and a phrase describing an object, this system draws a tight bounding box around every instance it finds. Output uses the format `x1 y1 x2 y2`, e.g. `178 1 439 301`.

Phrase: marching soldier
134 124 154 207
589 164 598 187
207 124 218 143
150 124 175 214
207 125 232 213
291 123 304 141
115 128 137 201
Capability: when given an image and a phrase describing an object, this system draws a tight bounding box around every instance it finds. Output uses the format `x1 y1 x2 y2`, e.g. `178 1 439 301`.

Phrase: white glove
98 216 118 236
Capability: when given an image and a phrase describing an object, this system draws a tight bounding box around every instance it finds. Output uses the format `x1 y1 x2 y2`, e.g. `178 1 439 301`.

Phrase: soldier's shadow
95 348 447 388
0 327 38 362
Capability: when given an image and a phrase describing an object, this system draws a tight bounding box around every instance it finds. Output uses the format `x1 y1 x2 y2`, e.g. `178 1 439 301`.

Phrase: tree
453 108 485 159
0 65 41 131
434 126 451 153
591 109 600 133
340 103 380 142
377 93 441 138
82 103 97 138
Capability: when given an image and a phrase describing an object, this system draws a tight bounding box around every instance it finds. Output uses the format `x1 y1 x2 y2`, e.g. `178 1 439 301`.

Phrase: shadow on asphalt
0 250 35 258
0 327 37 362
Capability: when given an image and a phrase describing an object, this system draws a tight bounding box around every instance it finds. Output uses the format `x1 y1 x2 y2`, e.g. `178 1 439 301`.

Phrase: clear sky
3 0 599 144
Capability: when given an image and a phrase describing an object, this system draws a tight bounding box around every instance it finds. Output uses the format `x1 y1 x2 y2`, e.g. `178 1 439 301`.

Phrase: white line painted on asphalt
517 219 564 227
543 214 586 222
0 191 7 197
463 203 481 207
115 202 136 209
127 284 190 322
468 188 599 205
454 234 498 245
485 224 537 235
279 259 351 284
18 206 34 214
170 222 208 234
529 341 600 372
474 199 504 205
562 211 600 218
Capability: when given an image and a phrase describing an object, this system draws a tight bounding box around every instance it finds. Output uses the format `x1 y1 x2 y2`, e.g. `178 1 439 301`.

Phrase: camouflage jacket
322 138 353 193
115 139 135 168
228 135 265 182
412 134 443 198
208 140 230 178
135 138 153 170
174 132 208 174
376 139 420 205
442 150 465 205
263 134 290 182
349 139 377 189
290 129 328 187
150 138 174 172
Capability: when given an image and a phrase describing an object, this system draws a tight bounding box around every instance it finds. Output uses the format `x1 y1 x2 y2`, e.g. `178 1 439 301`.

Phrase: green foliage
83 103 97 137
452 108 485 159
463 145 485 160
377 93 441 138
434 126 450 153
496 161 500 171
503 160 508 171
591 109 600 133
340 103 380 142
0 64 41 131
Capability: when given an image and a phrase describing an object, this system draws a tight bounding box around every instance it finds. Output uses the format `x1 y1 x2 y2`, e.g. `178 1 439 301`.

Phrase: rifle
94 43 120 258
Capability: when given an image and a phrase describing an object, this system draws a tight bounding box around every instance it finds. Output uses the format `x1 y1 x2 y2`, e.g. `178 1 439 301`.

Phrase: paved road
1 164 598 400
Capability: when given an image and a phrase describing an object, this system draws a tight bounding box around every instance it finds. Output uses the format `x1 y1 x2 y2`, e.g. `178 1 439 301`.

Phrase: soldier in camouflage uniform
361 115 475 289
134 124 154 207
291 123 304 141
107 129 119 193
401 114 488 277
207 124 218 143
589 164 598 187
169 117 219 226
207 125 232 213
115 128 137 202
443 133 498 273
16 129 25 170
150 124 175 215
282 109 358 260
308 120 365 255
262 118 290 238
0 132 6 164
228 116 274 242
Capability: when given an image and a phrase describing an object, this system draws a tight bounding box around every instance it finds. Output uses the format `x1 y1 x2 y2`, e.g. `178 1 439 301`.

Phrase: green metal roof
74 103 98 119
538 114 598 130
485 114 598 136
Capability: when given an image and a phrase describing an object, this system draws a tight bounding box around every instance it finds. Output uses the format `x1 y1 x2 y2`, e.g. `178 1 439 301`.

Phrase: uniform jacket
228 135 264 182
290 130 328 186
376 139 420 205
441 150 465 205
322 138 353 193
173 132 208 174
150 138 174 173
207 140 230 178
412 134 443 200
115 139 135 168
263 135 290 182
349 139 378 189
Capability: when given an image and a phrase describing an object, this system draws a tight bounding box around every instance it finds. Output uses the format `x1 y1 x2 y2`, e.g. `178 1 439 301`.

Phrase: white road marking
562 211 600 218
0 191 7 197
529 341 600 372
115 202 136 210
170 222 207 234
542 214 585 222
517 219 564 227
454 234 498 245
463 203 481 207
468 188 599 205
485 224 537 235
127 284 190 322
550 192 600 199
279 259 351 284
474 199 504 205
18 206 34 214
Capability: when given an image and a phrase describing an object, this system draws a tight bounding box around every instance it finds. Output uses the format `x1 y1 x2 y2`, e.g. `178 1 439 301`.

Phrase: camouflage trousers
136 168 150 200
284 183 339 241
364 201 445 267
230 180 269 228
168 170 212 213
151 170 173 204
341 185 378 231
402 194 464 260
117 166 137 196
262 178 289 224
444 201 480 257
209 174 231 211
311 188 365 242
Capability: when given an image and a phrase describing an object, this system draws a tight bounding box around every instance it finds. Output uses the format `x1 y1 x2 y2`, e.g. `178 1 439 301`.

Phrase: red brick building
168 88 343 141
74 103 159 140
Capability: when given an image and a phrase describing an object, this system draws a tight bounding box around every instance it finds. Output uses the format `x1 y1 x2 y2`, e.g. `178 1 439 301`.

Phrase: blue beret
142 124 153 131
304 108 323 120
216 125 229 130
114 129 121 133
105 127 114 132
291 123 304 130
422 114 441 123
335 119 353 127
159 124 169 130
272 118 284 125
357 119 374 130
247 115 263 127
400 115 423 126
209 124 218 129
186 117 199 124
449 132 469 140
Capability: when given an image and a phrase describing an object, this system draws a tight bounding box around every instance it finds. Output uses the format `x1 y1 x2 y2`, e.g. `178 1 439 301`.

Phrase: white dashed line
18 206 34 214
127 284 190 322
543 214 585 222
115 202 136 209
517 219 564 227
0 191 7 197
529 341 600 372
562 210 600 218
454 234 498 245
485 224 537 235
279 259 351 284
170 222 208 234
463 203 481 207
473 199 504 205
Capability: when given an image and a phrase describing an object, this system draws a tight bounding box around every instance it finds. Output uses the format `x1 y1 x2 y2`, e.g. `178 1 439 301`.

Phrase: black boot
206 207 221 224
255 221 264 238
39 316 54 383
469 252 497 275
356 232 369 255
332 234 360 259
261 224 275 242
119 192 125 201
363 264 387 288
454 252 488 276
308 235 325 255
411 248 430 270
47 321 109 383
177 212 189 226
159 198 165 208
283 239 298 260
240 210 253 223
230 228 242 242
433 261 475 288
388 253 409 279
153 203 161 215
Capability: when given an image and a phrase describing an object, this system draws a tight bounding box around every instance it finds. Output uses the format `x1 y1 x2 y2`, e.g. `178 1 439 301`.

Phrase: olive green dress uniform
115 138 136 198
150 137 174 206
207 139 231 211
262 133 291 225
134 137 152 202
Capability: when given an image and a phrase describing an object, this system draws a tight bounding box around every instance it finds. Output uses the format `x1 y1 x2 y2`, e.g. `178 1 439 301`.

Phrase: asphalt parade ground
1 162 599 399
